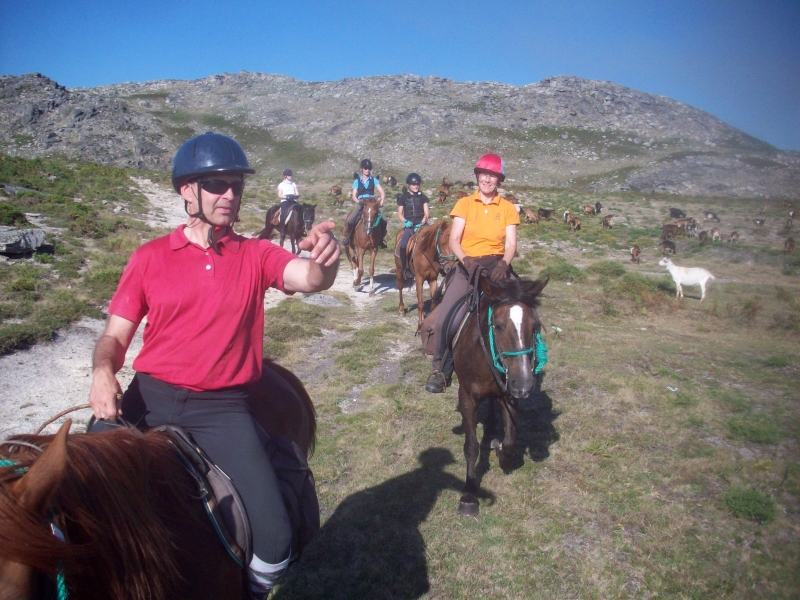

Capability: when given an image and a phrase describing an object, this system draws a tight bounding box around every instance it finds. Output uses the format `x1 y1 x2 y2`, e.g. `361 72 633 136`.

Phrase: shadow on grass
275 448 489 600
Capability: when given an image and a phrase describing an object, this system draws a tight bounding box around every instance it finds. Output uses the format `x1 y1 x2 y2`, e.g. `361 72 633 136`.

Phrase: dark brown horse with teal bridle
394 219 455 328
344 197 384 296
451 272 549 516
0 360 315 600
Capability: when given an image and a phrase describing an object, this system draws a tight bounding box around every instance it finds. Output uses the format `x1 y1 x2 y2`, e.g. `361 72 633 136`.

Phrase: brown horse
0 359 315 600
452 273 548 517
344 197 384 296
394 220 455 328
257 202 316 255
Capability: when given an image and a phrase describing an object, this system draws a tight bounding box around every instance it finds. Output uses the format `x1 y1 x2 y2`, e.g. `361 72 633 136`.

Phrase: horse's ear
478 272 503 299
530 277 549 297
12 420 71 514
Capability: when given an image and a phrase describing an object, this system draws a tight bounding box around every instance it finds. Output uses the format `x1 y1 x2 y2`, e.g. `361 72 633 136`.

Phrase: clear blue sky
1 0 798 151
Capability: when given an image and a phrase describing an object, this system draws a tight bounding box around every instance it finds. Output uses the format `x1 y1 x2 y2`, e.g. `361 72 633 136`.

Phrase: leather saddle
155 425 252 568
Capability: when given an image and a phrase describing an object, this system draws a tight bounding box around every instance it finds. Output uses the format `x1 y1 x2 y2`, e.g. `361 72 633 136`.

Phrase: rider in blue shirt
342 159 387 247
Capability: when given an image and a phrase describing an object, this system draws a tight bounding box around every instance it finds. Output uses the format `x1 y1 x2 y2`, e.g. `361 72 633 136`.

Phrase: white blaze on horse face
509 305 525 347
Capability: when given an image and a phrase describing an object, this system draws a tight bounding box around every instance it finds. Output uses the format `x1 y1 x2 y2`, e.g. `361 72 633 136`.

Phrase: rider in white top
277 169 300 233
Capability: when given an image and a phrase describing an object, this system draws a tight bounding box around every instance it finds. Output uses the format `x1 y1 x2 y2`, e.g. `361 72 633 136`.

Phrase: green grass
724 486 777 523
727 414 782 444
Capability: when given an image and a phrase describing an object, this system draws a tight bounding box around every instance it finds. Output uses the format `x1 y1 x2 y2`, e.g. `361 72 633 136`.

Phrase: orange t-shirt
450 191 520 257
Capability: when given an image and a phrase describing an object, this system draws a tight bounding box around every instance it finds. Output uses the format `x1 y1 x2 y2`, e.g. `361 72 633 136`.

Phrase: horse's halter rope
0 459 68 600
487 304 548 377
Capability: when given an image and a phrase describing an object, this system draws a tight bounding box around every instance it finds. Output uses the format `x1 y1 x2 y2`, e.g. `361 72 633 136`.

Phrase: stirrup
425 371 449 394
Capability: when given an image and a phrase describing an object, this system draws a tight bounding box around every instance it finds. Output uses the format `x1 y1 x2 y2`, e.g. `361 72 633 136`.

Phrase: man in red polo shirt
88 132 340 599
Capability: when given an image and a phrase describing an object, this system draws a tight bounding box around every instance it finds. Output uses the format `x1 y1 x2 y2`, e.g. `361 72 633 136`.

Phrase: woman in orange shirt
425 154 520 393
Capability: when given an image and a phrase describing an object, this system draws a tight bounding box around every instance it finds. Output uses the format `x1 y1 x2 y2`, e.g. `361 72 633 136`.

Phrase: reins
487 305 548 376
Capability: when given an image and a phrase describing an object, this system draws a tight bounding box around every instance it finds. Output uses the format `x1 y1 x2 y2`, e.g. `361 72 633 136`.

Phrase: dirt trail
0 177 403 436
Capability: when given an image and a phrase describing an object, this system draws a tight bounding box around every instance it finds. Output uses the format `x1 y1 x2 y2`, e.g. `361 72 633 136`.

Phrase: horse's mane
416 220 451 253
0 430 193 600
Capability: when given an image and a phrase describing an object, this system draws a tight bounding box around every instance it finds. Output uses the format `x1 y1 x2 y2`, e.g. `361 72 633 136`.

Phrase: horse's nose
507 374 534 399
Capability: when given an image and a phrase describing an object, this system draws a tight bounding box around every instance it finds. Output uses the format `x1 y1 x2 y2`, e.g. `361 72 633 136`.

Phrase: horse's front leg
458 387 481 516
396 254 406 316
429 277 438 311
368 248 377 296
492 397 519 473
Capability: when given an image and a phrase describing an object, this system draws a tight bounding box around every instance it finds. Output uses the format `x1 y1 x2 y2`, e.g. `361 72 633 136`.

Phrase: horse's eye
495 324 504 333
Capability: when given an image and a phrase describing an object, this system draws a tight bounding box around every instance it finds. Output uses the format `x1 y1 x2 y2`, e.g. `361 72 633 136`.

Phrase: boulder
0 227 46 255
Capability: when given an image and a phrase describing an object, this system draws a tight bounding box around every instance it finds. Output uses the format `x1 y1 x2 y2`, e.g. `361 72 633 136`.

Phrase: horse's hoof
458 499 479 517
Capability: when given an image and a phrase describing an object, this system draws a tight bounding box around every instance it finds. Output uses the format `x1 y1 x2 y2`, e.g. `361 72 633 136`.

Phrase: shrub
0 203 29 226
741 297 763 321
539 257 586 282
606 272 672 309
724 486 776 523
586 260 626 279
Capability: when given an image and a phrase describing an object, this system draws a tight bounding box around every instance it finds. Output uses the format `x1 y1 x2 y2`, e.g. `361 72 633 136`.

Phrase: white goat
658 257 715 301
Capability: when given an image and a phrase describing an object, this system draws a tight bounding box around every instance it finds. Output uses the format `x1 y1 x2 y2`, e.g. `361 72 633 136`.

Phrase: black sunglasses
197 178 244 196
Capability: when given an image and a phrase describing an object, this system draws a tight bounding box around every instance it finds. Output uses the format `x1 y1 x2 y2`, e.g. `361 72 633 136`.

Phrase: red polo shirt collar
169 225 243 253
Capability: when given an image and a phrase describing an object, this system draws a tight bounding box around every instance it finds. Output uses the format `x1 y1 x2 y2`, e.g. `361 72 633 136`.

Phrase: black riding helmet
171 132 255 192
406 173 422 185
360 158 373 170
171 132 255 254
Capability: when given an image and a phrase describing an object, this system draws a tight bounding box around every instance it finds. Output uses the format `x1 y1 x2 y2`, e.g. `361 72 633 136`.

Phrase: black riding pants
120 373 292 565
279 200 296 230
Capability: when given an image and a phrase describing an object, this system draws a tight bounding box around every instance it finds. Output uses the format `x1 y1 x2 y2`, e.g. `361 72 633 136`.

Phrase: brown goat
442 177 453 188
538 208 555 220
710 227 721 241
630 245 641 264
788 218 794 229
780 200 794 208
329 185 342 196
583 204 596 215
727 231 739 243
437 185 451 198
786 238 796 254
660 239 677 255
385 176 397 188
524 208 540 224
464 181 475 189
602 215 614 229
455 190 469 199
759 203 767 215
504 193 518 204
661 223 681 240
698 231 708 245
569 217 581 231
333 193 344 206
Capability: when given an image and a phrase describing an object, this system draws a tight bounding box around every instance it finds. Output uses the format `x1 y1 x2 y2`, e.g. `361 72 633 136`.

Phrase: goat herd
325 177 796 302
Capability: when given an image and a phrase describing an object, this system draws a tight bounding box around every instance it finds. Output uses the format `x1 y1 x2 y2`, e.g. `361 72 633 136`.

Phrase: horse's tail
264 359 317 457
257 206 281 240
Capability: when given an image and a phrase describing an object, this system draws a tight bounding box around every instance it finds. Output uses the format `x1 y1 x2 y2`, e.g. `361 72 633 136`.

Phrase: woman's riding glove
490 260 509 282
404 220 413 228
460 256 476 272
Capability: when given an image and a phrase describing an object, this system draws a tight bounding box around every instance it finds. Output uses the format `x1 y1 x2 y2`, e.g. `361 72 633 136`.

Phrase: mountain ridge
2 71 798 198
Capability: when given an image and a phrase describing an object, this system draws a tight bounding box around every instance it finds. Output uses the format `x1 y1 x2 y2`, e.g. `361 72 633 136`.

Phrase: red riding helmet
474 153 505 182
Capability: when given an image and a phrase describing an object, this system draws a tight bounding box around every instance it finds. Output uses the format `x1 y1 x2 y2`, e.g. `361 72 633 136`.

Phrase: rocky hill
2 71 798 198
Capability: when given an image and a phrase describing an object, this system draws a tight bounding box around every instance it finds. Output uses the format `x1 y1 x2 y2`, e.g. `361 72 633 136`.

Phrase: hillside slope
2 71 798 198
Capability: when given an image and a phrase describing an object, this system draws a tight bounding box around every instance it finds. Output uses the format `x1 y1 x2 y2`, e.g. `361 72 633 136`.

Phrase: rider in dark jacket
396 173 429 279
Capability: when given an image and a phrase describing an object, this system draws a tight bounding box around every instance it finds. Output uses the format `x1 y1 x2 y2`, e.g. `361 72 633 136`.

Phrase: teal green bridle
487 305 548 376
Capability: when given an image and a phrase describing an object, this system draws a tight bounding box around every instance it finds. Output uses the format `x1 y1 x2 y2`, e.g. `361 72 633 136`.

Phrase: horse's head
0 421 71 600
479 277 549 398
361 197 381 235
436 221 456 275
301 203 316 233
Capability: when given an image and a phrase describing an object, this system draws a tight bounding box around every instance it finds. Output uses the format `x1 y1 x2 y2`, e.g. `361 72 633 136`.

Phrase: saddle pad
153 425 252 568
